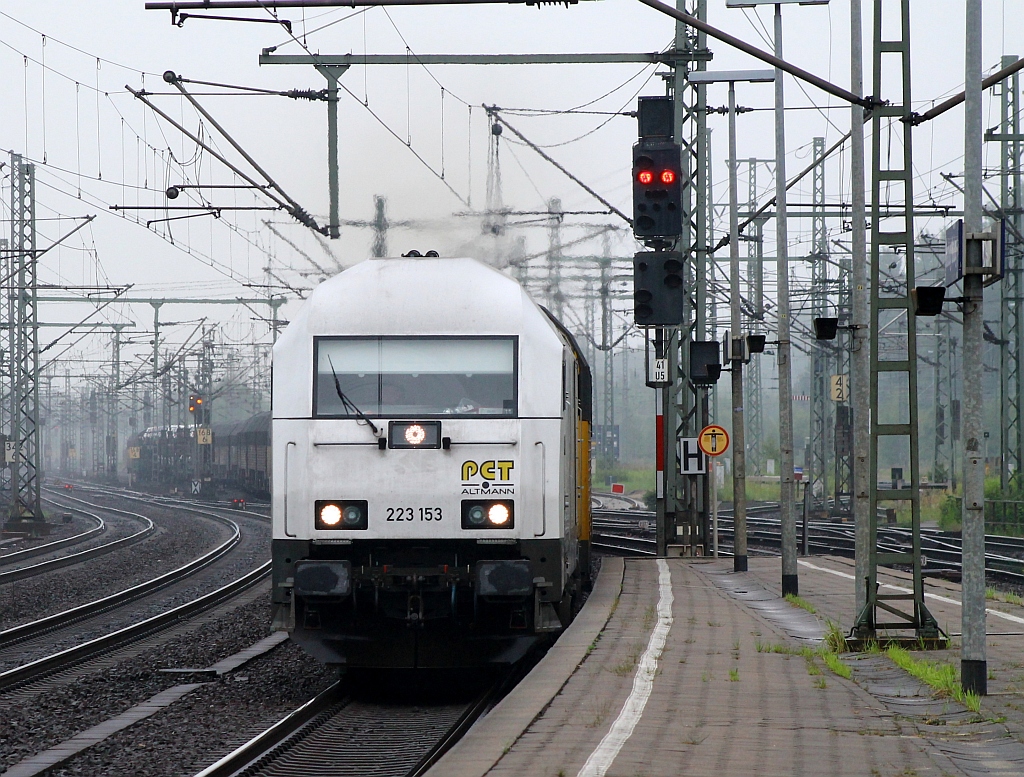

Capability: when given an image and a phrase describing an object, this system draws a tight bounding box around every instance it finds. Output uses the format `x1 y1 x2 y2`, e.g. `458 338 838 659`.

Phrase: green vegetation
755 620 852 683
594 460 655 496
813 676 828 689
937 477 1024 533
886 645 981 713
939 494 962 532
784 593 817 615
987 587 1024 607
714 479 782 503
728 668 739 682
822 651 852 680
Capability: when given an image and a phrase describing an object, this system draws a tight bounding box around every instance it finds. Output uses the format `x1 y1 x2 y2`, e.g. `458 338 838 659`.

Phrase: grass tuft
822 620 849 654
783 593 817 614
822 651 852 680
728 668 739 682
986 587 1024 607
886 645 981 713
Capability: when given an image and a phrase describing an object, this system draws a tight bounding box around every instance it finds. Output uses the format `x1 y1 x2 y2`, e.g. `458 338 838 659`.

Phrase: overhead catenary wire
486 108 631 226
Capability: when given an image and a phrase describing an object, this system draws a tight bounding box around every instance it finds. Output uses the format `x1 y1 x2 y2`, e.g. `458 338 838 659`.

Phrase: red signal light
660 169 676 185
637 170 654 185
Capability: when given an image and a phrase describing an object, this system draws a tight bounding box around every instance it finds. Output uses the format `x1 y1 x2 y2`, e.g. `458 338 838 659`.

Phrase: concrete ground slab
438 556 963 777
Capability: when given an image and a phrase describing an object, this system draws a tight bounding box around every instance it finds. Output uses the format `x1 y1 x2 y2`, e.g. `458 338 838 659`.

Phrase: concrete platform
429 556 1024 777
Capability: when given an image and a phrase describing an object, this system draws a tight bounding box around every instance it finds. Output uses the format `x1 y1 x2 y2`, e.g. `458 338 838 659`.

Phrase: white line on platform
576 558 674 777
798 559 1024 626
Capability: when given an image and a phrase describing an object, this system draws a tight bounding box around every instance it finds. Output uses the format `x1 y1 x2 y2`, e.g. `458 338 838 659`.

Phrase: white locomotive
271 255 592 669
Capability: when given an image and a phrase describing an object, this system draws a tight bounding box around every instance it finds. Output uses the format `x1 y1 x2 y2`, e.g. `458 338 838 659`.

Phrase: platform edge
423 556 626 777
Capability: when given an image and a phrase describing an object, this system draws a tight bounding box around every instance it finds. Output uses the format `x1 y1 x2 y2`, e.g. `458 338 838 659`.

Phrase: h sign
678 437 706 475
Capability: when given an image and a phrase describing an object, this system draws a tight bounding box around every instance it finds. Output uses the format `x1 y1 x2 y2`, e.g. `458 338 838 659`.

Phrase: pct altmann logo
461 460 515 495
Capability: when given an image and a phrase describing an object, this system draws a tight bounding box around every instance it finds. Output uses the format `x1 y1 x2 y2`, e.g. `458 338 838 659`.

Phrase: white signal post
688 69 774 573
699 425 730 559
726 0 830 595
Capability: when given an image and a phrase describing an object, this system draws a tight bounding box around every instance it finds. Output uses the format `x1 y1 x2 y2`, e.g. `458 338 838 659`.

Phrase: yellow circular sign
698 424 730 457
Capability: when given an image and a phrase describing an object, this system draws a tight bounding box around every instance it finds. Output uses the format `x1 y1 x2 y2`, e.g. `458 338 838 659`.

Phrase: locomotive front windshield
314 337 517 417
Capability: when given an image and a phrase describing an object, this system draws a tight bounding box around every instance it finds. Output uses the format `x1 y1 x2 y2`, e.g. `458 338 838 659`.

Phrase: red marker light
637 170 654 185
660 169 676 185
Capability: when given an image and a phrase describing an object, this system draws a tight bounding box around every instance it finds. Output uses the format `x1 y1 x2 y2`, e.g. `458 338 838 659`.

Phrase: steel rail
0 500 155 586
73 482 271 520
192 682 347 777
192 668 509 777
0 506 104 566
0 497 240 650
0 560 270 693
596 507 1024 583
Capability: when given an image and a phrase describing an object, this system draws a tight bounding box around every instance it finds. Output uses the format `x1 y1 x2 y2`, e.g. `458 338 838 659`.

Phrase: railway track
0 495 155 586
193 671 515 777
591 504 781 557
70 480 271 518
591 506 1024 584
0 505 104 565
0 489 270 694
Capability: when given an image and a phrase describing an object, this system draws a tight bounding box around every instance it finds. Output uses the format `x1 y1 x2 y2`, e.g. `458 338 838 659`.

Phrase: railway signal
631 96 682 242
633 251 684 326
632 144 682 239
189 394 206 424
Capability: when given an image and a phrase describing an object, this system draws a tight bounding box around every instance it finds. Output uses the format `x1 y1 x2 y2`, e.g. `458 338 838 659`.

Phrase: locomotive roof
272 256 570 419
282 256 540 338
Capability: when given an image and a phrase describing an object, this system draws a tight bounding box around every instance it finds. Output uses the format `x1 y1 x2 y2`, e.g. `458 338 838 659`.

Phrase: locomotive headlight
388 420 441 449
315 500 368 530
319 503 342 526
342 504 363 526
487 503 510 526
462 500 514 529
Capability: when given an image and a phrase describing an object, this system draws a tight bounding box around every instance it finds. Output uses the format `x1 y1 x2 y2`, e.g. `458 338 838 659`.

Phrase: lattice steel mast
745 158 765 476
808 136 832 516
662 0 709 556
853 0 940 641
998 56 1023 491
6 154 42 524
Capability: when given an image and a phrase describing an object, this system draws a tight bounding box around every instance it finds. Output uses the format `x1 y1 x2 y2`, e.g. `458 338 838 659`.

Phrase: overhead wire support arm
712 131 851 253
0 215 97 262
147 0 590 10
173 12 294 31
163 71 329 235
166 75 328 101
486 108 632 226
635 0 880 110
906 56 1024 126
126 77 328 235
126 84 291 208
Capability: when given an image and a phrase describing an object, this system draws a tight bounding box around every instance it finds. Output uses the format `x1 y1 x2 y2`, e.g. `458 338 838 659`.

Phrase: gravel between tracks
16 594 335 777
0 506 228 632
0 597 337 776
0 513 93 560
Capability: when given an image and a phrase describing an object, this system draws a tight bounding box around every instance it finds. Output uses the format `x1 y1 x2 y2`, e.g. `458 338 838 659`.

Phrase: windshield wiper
327 356 380 437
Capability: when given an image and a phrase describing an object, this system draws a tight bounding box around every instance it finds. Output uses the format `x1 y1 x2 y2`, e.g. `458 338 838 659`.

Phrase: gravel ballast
0 595 306 774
